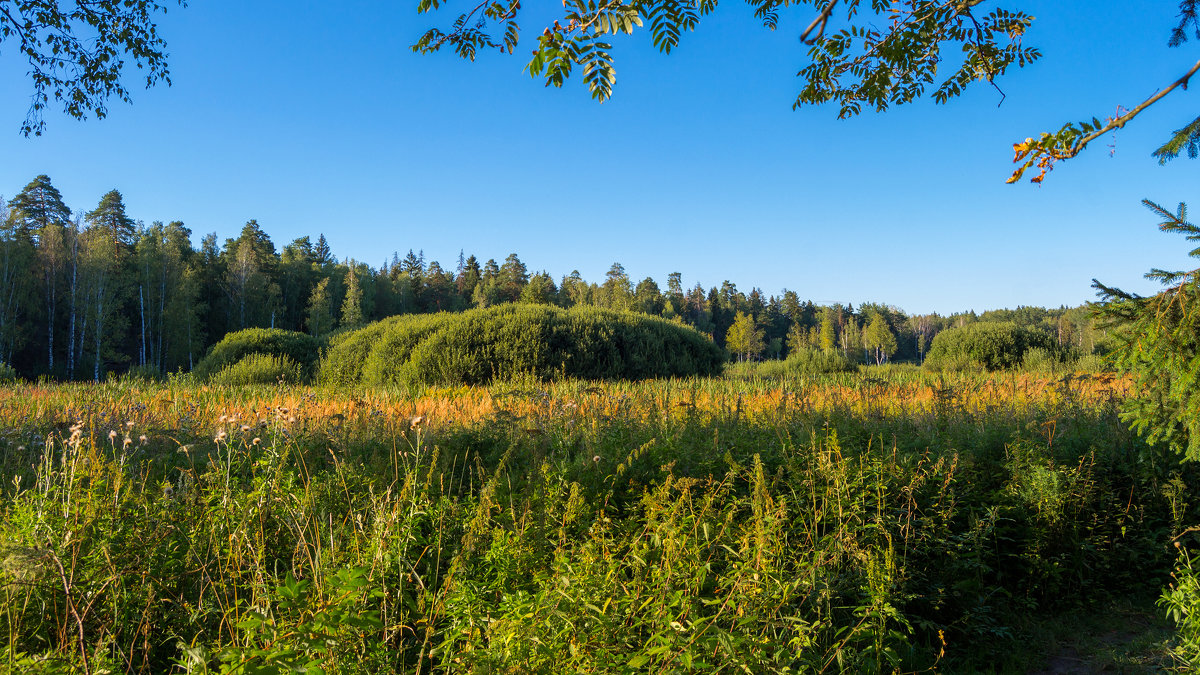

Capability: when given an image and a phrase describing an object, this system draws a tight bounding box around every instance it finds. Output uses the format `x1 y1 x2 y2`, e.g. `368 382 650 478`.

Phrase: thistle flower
138 435 148 445
215 430 227 442
410 415 426 429
252 437 261 445
108 430 117 441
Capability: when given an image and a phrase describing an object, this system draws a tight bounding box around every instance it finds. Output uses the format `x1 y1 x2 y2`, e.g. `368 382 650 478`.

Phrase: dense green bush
0 361 18 384
322 305 724 386
924 322 1059 372
210 353 303 386
744 348 857 378
193 328 322 382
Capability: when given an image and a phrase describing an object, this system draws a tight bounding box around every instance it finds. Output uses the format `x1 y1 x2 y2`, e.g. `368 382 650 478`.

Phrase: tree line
0 174 1105 379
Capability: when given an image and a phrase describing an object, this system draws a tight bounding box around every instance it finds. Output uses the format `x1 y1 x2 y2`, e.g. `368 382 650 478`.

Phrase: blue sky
0 0 1196 315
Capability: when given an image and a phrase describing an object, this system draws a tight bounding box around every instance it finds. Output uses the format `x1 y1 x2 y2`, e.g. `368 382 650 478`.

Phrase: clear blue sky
0 0 1196 315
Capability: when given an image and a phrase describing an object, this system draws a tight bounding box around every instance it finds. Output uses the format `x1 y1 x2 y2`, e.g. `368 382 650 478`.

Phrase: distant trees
0 174 1109 379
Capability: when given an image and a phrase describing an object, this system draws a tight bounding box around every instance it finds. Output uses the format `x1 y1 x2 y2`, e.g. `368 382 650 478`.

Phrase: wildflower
107 430 117 440
16 445 24 453
123 436 132 448
164 485 175 499
125 421 134 428
240 425 250 432
252 437 261 445
219 415 227 423
288 416 296 424
138 435 148 445
410 415 426 429
592 455 601 463
215 430 227 442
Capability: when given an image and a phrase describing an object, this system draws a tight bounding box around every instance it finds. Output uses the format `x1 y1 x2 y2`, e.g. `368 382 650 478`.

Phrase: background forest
0 175 1105 380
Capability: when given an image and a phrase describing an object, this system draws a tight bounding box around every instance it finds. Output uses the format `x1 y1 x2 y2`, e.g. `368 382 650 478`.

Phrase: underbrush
0 373 1189 673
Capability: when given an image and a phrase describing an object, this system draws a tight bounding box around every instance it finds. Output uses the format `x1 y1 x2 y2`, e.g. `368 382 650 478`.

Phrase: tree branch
1068 57 1200 159
800 0 839 44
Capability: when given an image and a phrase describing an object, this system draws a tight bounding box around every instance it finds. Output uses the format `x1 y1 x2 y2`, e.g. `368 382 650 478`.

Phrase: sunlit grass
0 370 1182 674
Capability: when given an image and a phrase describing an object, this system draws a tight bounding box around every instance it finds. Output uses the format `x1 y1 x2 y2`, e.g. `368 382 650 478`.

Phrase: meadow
0 370 1192 673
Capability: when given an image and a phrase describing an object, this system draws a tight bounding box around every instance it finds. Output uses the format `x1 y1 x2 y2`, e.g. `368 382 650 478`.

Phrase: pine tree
86 190 136 253
340 264 364 328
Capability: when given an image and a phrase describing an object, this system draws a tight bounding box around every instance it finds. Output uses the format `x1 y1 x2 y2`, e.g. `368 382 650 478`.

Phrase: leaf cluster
0 0 184 136
411 0 1037 110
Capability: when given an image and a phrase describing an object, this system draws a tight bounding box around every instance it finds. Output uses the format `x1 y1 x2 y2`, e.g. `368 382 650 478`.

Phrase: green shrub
193 328 322 382
322 304 724 386
0 361 18 384
1021 346 1061 373
210 353 303 386
1161 546 1200 668
119 364 164 383
726 349 856 379
780 348 856 375
925 322 1059 372
1069 353 1110 373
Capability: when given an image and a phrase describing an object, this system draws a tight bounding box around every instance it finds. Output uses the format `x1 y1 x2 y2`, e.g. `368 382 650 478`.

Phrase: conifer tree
1094 199 1200 460
340 265 364 328
86 190 136 253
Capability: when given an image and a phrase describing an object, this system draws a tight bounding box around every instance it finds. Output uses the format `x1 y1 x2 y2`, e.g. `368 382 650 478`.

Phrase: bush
118 364 164 383
193 329 322 382
924 322 1059 372
210 354 303 386
0 361 17 384
1020 347 1060 373
729 349 857 379
322 305 724 386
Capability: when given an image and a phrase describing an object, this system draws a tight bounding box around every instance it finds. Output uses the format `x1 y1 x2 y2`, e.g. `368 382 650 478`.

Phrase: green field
0 371 1191 673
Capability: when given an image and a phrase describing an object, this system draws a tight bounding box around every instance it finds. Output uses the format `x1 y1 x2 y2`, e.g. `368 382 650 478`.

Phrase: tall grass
0 371 1187 673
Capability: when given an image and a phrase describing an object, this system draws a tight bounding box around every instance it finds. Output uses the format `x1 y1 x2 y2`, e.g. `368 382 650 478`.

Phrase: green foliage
1094 200 1200 460
323 304 724 386
116 363 165 383
0 362 18 384
1 0 183 136
742 347 856 378
924 321 1058 372
180 568 384 674
1161 545 1200 668
193 328 322 383
0 374 1183 672
413 0 1038 118
209 353 303 386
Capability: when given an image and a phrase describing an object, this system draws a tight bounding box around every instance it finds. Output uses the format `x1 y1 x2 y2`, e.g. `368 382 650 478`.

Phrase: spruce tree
340 265 364 328
1094 199 1200 460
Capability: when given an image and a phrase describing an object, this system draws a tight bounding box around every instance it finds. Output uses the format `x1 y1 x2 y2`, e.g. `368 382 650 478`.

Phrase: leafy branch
1009 58 1200 184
